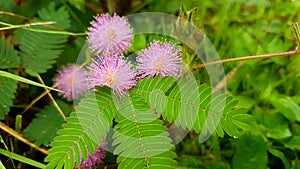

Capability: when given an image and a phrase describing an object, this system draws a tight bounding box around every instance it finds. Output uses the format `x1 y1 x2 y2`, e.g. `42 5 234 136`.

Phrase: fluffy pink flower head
75 143 106 169
54 65 88 101
137 41 182 78
87 54 136 96
87 13 133 55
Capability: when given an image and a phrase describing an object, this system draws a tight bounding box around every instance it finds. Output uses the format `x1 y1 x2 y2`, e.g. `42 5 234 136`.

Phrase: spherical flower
137 41 182 78
87 13 133 55
54 65 88 101
87 54 136 96
75 143 106 169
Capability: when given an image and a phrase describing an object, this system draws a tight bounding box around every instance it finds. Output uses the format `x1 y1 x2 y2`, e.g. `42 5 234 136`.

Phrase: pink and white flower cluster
53 13 184 168
54 13 183 99
86 13 182 96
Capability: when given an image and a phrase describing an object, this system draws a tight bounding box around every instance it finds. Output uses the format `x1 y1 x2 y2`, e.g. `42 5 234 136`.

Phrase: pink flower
87 13 133 55
87 54 136 96
54 65 88 101
137 41 182 78
75 143 106 169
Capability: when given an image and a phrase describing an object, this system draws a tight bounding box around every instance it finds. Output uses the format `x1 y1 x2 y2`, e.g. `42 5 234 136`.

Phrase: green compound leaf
45 76 257 168
113 76 256 168
113 91 178 169
22 100 72 146
14 2 70 76
0 37 20 69
134 76 256 138
0 77 17 120
45 88 117 169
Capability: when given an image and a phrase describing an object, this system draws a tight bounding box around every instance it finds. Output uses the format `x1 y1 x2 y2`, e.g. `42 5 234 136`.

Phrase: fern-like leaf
0 1 16 23
0 77 18 120
113 91 178 169
0 37 20 68
45 87 117 169
22 100 72 146
134 76 256 138
14 3 70 76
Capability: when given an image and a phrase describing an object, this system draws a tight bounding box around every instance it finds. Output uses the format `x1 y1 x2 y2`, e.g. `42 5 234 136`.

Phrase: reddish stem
192 49 300 70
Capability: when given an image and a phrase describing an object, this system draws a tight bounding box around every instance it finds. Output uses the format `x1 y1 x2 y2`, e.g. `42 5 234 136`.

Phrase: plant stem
21 62 88 115
25 28 86 36
0 11 29 20
37 75 66 120
0 21 86 36
0 21 56 31
21 84 57 115
0 122 48 155
0 135 16 168
213 62 245 92
192 49 300 70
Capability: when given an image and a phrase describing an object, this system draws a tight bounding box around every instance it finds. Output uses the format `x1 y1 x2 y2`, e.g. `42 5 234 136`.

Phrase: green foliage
22 100 72 146
45 88 117 169
113 93 177 169
0 77 17 120
178 155 231 169
232 134 267 169
0 0 16 23
67 0 85 11
0 148 46 168
269 94 300 123
1 0 300 168
0 37 20 68
268 148 291 169
254 107 292 139
285 136 300 151
45 112 92 169
14 3 71 76
0 68 61 120
134 76 256 138
0 37 19 119
45 76 255 168
0 70 60 92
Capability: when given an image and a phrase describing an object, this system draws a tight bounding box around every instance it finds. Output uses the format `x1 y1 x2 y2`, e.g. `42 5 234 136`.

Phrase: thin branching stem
37 75 66 119
0 11 29 20
213 62 245 92
0 135 16 168
0 122 48 155
0 11 86 36
0 21 86 36
21 84 58 115
25 28 86 36
192 49 300 70
21 62 88 115
0 21 56 31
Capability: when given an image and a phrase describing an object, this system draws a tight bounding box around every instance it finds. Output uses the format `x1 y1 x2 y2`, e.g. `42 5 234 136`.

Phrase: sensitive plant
44 12 256 169
0 1 300 169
